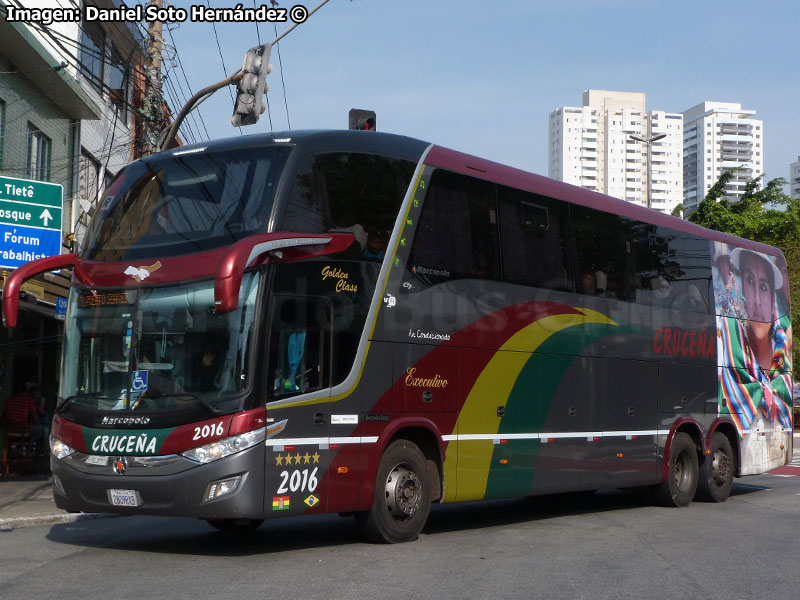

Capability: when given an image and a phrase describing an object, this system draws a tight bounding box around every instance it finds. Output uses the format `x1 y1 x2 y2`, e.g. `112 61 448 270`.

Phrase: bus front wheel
356 439 431 543
695 431 734 502
653 432 698 507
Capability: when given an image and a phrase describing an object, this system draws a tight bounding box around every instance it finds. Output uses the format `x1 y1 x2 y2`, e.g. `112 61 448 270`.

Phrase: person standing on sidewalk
4 385 45 449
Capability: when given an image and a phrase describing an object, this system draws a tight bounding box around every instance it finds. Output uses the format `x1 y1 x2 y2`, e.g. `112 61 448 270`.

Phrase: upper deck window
407 169 500 286
281 152 417 260
83 146 290 261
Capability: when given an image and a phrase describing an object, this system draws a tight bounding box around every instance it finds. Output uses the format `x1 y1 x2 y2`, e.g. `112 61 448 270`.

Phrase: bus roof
424 144 783 259
163 130 781 259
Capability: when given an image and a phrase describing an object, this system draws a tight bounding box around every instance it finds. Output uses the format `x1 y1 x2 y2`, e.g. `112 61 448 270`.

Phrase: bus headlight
181 427 266 464
50 435 76 460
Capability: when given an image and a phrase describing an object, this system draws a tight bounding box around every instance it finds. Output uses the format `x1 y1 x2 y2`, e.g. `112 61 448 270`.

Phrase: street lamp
629 132 666 209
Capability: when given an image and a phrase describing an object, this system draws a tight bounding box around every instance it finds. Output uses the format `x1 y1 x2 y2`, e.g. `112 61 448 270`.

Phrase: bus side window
406 169 500 289
571 205 634 300
497 186 573 291
631 224 712 313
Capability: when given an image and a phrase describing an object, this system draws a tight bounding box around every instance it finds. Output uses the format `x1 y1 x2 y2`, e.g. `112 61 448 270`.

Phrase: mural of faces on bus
711 241 792 474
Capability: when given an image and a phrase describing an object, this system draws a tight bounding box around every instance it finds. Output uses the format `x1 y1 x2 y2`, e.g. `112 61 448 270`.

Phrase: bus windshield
58 272 261 415
83 146 290 261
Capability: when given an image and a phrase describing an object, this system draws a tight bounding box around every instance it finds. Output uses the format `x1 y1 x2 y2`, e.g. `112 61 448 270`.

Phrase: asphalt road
2 473 799 600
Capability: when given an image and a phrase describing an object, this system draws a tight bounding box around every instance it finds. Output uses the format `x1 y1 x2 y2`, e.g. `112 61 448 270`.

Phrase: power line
206 0 242 136
273 21 291 130
164 23 210 140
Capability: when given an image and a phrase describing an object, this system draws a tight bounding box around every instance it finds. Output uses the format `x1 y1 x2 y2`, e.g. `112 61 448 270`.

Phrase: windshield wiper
59 393 116 408
135 393 223 414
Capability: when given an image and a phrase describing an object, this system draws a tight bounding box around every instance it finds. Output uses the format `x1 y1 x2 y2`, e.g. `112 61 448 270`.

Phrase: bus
3 130 793 543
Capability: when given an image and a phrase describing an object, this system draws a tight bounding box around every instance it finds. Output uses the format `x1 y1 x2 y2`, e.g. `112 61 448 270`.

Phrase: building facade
682 102 764 214
790 156 800 200
14 0 151 245
0 3 101 450
548 90 683 214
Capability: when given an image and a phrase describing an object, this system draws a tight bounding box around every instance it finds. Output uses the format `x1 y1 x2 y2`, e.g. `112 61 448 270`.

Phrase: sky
165 0 799 183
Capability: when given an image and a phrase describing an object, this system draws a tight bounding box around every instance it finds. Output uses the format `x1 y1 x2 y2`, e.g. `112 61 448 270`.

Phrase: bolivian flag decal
304 494 319 508
272 496 290 511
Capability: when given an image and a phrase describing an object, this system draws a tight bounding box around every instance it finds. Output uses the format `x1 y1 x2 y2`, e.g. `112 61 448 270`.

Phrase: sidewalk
0 473 113 531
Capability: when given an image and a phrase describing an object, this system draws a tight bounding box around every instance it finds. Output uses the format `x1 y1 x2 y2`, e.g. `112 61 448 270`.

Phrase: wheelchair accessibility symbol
131 370 149 392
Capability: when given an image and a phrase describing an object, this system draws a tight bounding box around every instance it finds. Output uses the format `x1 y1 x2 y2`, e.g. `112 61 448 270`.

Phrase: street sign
0 175 63 269
55 296 68 321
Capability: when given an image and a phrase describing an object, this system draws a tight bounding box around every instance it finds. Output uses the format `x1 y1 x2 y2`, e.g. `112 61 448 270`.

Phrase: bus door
264 294 333 513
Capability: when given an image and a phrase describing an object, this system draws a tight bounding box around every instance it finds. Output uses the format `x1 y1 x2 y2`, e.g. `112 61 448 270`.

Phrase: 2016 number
193 421 224 441
277 467 319 494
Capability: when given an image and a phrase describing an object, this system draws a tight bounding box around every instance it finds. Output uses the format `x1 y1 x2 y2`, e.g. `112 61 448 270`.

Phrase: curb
0 512 117 532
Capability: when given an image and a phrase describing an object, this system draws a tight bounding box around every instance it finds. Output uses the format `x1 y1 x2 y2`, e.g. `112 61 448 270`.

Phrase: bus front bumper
50 444 266 519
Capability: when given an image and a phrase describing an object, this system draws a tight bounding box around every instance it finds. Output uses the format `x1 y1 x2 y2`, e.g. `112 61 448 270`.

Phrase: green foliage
689 171 800 372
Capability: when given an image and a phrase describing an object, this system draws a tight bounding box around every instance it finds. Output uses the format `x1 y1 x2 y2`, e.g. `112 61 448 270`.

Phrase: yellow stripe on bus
442 308 617 502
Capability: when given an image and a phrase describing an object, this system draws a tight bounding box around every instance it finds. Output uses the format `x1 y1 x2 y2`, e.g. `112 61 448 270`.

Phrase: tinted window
632 224 712 312
265 295 331 399
498 186 573 291
407 170 500 287
84 146 289 261
571 205 634 300
282 153 416 261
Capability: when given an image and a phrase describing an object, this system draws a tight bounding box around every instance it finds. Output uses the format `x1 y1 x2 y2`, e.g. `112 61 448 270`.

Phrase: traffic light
349 109 376 131
232 44 273 127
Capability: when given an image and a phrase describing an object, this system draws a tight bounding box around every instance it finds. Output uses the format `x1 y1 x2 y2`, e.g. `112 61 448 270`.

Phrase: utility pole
141 0 164 156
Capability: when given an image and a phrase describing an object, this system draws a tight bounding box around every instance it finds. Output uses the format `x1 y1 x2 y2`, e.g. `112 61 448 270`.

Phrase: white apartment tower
790 157 800 200
549 90 683 214
682 102 764 213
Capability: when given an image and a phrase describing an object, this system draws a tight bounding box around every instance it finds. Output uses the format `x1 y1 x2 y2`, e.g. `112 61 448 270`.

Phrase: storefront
0 270 70 473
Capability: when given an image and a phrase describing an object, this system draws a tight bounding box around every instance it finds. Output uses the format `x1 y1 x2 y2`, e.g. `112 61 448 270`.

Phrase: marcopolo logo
101 416 151 426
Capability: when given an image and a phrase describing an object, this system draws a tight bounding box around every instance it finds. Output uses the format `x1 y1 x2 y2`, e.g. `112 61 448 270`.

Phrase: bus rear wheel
653 432 698 507
695 432 734 502
356 439 431 544
206 518 264 531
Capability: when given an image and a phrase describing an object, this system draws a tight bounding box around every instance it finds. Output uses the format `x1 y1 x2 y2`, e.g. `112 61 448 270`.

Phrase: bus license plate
108 489 141 507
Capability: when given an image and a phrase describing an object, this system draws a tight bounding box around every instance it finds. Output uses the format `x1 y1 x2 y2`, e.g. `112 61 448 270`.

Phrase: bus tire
356 439 431 544
654 432 698 507
205 518 264 531
695 432 734 502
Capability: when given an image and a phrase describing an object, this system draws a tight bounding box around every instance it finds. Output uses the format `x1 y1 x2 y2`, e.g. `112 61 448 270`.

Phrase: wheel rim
711 448 731 486
673 451 691 490
384 463 421 521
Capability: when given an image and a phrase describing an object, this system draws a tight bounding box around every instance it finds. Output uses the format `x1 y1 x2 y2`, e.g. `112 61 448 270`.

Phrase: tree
689 171 800 371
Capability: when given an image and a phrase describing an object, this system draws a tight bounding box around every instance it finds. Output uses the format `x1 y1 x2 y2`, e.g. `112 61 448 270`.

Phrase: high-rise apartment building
790 157 800 200
548 90 683 214
682 102 763 213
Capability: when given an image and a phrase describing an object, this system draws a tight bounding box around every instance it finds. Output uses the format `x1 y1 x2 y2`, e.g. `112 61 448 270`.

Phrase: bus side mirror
214 233 355 313
2 253 78 328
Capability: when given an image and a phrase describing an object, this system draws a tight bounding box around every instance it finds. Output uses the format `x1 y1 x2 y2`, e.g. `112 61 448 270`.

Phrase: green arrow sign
0 199 62 229
0 176 63 229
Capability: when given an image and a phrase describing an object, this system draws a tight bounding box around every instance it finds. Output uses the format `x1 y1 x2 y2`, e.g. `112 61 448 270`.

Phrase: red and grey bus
3 130 793 542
